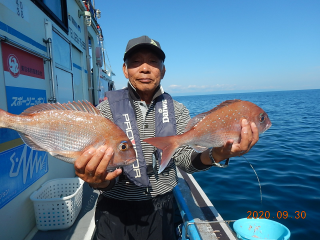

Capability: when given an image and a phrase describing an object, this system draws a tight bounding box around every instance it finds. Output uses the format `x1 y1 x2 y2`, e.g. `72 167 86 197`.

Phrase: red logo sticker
7 54 20 78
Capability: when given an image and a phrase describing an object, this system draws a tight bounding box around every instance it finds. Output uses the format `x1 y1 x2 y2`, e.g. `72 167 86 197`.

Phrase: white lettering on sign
162 99 169 123
123 113 141 178
9 145 47 184
11 96 45 107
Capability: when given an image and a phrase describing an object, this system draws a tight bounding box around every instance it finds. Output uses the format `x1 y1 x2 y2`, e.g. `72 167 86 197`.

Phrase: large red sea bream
144 100 272 173
0 101 136 170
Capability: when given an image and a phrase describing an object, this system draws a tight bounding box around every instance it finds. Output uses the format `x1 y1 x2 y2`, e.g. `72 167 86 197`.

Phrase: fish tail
143 135 182 173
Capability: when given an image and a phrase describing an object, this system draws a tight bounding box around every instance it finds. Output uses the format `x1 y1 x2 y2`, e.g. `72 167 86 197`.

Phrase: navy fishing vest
105 88 177 187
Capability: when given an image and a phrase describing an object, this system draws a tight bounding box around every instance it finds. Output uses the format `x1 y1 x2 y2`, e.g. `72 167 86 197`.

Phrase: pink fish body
144 100 272 173
0 101 136 170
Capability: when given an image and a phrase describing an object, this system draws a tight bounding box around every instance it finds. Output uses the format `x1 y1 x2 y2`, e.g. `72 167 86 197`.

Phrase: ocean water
173 89 320 239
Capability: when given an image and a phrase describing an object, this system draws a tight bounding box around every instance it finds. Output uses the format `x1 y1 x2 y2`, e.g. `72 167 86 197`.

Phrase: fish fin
212 99 242 110
192 145 208 152
17 132 80 163
20 100 101 116
143 136 181 174
193 131 240 150
184 99 243 132
49 151 78 164
20 103 65 115
18 132 47 151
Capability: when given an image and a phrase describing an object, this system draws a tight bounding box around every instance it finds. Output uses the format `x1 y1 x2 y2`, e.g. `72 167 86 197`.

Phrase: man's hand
74 146 122 189
201 119 259 165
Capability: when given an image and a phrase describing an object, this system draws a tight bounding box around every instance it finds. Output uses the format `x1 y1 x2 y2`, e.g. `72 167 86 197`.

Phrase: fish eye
259 113 265 123
119 141 129 151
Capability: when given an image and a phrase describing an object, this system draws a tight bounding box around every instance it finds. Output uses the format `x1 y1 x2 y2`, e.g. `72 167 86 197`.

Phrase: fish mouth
266 122 272 130
261 122 272 134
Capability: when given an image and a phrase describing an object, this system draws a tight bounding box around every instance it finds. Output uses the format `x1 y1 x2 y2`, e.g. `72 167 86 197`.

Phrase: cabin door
52 30 74 103
72 46 84 101
55 68 73 103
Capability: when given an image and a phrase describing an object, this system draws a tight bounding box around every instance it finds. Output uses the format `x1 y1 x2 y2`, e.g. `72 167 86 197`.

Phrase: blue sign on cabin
6 86 46 114
0 86 47 144
0 145 48 209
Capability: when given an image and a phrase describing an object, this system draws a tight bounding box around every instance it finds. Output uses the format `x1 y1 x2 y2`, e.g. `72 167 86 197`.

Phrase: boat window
53 31 71 70
31 0 68 32
43 0 62 21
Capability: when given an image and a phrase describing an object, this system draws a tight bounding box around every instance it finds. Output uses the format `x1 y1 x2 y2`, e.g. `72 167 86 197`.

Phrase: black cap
123 35 165 62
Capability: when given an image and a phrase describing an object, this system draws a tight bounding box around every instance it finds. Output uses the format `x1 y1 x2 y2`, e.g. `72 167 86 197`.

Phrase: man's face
123 49 166 96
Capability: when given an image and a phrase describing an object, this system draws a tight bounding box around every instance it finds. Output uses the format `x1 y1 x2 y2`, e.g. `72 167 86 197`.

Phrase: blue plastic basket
233 218 290 240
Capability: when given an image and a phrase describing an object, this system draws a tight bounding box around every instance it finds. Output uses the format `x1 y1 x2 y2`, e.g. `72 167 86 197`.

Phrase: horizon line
169 88 320 98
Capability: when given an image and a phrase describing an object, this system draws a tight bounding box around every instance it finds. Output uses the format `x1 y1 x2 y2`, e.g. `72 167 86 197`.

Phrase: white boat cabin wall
0 0 113 239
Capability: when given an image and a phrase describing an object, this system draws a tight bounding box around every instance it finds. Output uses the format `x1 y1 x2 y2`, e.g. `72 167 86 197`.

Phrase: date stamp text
247 211 306 219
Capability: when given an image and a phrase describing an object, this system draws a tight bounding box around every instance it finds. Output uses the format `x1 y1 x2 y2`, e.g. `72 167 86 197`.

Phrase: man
74 35 259 240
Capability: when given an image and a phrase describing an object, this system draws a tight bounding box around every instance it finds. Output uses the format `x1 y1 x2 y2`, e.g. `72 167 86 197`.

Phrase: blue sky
96 0 320 96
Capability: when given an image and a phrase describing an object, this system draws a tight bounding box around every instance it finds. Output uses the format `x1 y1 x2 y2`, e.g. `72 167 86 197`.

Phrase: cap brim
124 43 165 62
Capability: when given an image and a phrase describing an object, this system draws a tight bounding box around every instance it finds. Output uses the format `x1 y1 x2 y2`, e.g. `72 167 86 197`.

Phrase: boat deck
26 169 238 240
27 184 98 240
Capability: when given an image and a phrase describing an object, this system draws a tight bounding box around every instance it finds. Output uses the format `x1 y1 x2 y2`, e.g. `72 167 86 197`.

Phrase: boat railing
174 167 239 240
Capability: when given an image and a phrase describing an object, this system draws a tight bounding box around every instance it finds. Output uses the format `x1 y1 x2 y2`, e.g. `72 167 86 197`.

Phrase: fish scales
11 111 105 151
186 100 254 149
0 101 136 169
144 100 272 173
